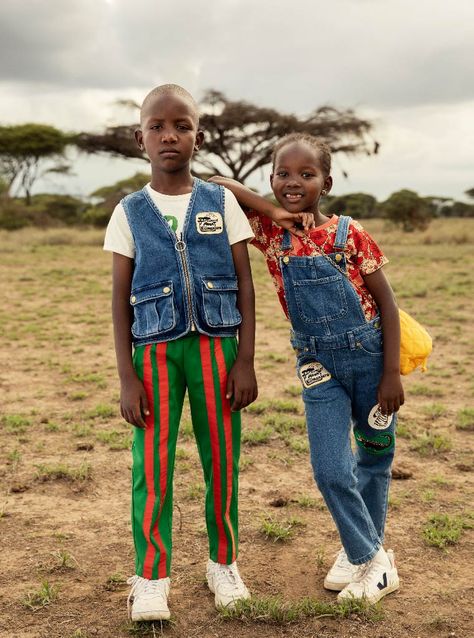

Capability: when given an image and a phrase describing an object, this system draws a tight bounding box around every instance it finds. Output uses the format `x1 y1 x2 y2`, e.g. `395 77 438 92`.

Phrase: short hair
140 84 200 124
271 133 332 176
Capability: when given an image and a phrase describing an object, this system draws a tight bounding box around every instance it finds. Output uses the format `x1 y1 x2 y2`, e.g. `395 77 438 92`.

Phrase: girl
210 133 404 604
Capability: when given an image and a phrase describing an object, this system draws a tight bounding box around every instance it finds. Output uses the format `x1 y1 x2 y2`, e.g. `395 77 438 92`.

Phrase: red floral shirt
248 212 388 322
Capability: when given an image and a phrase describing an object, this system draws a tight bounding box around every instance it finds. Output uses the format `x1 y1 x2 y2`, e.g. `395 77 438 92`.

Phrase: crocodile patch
354 428 394 456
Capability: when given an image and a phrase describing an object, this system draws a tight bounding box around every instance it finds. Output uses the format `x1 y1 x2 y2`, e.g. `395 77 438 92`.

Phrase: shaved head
140 84 200 125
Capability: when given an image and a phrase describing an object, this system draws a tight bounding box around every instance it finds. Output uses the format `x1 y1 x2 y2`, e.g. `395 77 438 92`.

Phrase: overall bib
281 216 396 564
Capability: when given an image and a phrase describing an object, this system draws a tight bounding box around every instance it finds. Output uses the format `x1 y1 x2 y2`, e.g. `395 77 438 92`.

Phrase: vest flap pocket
201 276 241 327
130 283 173 305
202 277 238 292
130 282 175 337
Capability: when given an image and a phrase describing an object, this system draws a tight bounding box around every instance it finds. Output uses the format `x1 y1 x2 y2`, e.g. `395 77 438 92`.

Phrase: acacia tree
76 91 377 184
0 124 71 204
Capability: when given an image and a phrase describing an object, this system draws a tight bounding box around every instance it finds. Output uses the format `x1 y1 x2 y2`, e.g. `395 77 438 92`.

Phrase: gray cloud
1 0 472 110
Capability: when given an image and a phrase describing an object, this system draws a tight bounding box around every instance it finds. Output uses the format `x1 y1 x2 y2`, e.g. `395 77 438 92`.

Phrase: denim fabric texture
122 179 241 346
282 216 396 564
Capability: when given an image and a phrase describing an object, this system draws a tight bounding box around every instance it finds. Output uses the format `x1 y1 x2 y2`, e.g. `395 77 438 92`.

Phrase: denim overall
122 178 241 347
282 216 396 564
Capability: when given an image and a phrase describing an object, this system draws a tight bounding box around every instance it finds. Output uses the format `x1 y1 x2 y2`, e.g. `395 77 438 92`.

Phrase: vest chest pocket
130 282 176 338
202 276 242 327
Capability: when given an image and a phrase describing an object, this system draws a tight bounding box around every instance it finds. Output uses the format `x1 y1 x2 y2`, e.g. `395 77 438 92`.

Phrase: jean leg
300 355 381 564
351 352 396 541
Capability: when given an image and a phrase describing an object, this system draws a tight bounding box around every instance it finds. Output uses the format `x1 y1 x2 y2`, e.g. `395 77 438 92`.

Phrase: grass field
0 219 473 638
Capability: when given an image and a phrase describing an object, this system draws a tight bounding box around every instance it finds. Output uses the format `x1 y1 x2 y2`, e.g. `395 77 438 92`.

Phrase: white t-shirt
103 183 253 258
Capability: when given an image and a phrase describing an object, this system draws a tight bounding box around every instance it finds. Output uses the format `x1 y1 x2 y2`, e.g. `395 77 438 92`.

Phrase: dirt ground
0 219 473 638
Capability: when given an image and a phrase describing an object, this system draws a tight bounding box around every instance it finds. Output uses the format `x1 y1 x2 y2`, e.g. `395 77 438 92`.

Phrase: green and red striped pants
131 333 241 579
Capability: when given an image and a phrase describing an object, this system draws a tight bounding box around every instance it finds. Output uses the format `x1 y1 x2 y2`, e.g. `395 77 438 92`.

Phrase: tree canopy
76 90 377 184
0 124 72 203
382 189 432 232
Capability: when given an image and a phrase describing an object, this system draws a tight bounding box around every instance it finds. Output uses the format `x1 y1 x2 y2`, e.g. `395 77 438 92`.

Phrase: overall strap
281 229 292 251
334 215 352 251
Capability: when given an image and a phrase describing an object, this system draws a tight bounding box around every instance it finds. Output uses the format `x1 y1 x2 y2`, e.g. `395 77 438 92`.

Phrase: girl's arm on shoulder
209 176 310 236
112 252 149 429
227 240 258 411
363 268 405 415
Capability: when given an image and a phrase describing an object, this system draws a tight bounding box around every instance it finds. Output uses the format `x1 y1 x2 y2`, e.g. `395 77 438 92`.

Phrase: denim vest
281 216 382 350
122 179 241 347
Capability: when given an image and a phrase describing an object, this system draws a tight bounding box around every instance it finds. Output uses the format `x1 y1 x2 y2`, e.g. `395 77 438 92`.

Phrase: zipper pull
175 231 186 252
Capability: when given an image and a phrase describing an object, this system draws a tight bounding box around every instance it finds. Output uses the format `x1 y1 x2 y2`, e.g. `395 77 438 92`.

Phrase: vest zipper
175 232 193 328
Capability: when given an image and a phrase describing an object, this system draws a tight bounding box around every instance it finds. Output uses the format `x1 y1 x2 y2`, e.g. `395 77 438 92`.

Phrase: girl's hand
270 208 315 237
377 371 404 415
208 175 238 187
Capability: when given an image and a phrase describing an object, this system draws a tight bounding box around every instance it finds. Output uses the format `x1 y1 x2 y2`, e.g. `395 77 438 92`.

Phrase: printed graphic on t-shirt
164 215 178 232
299 361 331 388
196 212 223 234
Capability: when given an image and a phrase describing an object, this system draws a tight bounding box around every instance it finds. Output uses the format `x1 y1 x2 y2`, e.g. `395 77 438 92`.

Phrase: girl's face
270 142 332 214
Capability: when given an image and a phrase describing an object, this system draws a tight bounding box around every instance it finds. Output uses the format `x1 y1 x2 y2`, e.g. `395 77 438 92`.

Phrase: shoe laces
126 575 168 618
334 548 351 569
213 563 239 589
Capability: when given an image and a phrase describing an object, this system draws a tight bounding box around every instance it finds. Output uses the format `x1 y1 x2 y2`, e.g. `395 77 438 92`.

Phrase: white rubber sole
131 607 170 621
337 572 400 604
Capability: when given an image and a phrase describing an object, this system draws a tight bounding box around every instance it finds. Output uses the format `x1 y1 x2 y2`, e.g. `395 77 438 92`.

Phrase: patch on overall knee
299 361 331 388
354 428 394 455
368 404 394 430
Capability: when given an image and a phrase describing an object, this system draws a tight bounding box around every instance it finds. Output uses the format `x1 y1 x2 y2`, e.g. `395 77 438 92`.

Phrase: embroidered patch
368 404 394 430
196 212 223 234
354 429 394 456
299 361 331 388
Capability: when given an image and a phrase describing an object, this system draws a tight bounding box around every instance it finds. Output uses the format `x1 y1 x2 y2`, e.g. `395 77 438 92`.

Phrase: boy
104 84 257 621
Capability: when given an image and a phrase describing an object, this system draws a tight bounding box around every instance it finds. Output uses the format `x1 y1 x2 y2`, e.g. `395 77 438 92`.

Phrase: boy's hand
377 371 404 416
270 208 315 237
226 357 258 412
120 374 150 428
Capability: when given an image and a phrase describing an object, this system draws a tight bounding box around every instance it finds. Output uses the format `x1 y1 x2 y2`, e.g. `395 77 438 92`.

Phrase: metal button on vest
131 295 136 303
163 286 170 294
374 320 380 329
335 253 343 262
207 281 214 289
283 256 290 264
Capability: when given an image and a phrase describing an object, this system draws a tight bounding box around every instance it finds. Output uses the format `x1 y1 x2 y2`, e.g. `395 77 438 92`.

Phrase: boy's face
270 142 332 213
135 92 203 174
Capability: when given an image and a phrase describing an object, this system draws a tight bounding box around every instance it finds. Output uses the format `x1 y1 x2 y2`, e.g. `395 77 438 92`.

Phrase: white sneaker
337 548 399 604
206 559 250 609
324 548 357 591
127 575 170 621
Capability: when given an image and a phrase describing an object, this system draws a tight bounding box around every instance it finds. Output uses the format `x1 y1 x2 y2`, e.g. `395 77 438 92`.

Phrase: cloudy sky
0 0 473 201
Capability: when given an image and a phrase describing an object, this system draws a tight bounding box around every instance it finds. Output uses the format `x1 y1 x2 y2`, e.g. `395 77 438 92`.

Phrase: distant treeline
0 172 473 232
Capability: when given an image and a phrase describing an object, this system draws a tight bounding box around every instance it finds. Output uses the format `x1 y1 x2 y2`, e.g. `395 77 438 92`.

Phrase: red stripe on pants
200 335 228 563
214 338 236 562
142 343 169 579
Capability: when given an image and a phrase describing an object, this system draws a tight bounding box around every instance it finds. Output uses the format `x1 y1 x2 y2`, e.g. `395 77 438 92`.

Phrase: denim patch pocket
357 328 384 356
202 276 242 327
130 282 176 338
294 275 347 324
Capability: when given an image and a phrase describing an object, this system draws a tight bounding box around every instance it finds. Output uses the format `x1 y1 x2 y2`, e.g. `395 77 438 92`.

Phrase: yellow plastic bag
399 309 432 375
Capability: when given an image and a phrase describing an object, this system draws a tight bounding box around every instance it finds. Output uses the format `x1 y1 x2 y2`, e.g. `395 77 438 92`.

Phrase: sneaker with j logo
337 547 399 604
